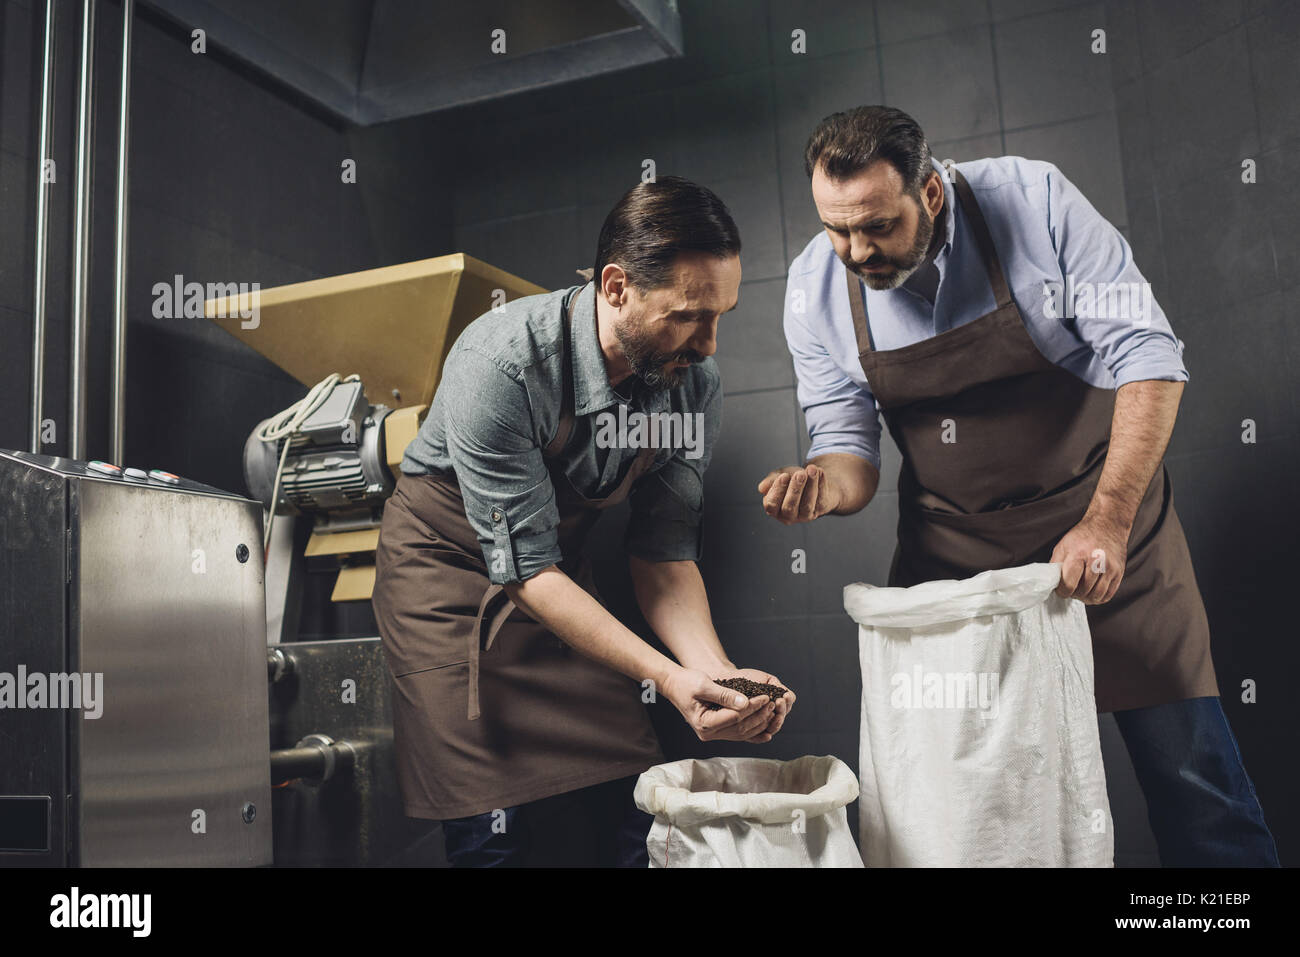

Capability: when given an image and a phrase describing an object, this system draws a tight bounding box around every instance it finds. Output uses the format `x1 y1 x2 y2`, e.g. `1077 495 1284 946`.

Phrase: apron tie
469 584 518 721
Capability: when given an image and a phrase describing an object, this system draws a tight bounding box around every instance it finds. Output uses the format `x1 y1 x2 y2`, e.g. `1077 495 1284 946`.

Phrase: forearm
504 566 677 689
1088 379 1184 529
810 451 880 514
629 557 733 672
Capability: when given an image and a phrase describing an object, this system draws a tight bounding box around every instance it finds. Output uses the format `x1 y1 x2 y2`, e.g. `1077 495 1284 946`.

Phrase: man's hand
758 454 878 523
660 666 785 743
710 666 796 742
1050 511 1130 604
1049 379 1181 604
758 464 839 524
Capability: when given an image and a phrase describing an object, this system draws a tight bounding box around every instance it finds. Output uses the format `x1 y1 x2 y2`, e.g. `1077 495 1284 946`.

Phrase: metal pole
29 0 57 454
69 0 95 461
110 0 132 463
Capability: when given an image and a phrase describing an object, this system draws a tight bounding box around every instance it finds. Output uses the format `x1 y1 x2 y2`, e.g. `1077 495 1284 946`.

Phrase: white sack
844 562 1113 867
634 755 864 868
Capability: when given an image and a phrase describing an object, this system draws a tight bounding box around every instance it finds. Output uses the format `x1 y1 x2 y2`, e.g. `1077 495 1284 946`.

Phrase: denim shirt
401 281 722 584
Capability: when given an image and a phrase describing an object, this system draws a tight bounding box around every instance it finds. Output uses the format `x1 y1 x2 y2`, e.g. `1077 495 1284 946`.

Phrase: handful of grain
703 676 789 711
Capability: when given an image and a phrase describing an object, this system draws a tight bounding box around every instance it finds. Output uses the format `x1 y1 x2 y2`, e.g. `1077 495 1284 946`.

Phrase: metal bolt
242 802 257 824
236 543 250 563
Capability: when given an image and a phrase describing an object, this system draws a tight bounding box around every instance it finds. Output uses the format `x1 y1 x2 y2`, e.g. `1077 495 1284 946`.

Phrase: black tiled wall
431 0 1296 864
1 0 1294 865
0 0 454 493
1107 0 1300 865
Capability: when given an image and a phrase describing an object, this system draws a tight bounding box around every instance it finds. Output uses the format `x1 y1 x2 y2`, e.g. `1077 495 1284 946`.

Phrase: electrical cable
256 372 360 561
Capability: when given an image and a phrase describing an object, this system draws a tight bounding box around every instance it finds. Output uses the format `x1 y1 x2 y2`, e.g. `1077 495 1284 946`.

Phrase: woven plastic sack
844 562 1113 867
634 755 863 867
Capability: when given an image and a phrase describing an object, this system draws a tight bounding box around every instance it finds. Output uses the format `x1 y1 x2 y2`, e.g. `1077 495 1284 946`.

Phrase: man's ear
924 169 944 219
600 263 630 308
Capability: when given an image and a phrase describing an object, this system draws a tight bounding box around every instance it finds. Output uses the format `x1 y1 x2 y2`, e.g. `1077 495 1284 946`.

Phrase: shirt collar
933 155 956 256
894 158 955 301
568 281 671 416
568 281 625 415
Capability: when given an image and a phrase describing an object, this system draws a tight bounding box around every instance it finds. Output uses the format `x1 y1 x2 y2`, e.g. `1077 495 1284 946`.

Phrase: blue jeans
440 774 653 867
1113 696 1279 866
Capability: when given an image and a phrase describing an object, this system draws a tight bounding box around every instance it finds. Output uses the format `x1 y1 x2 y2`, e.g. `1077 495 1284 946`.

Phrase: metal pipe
69 0 96 461
270 734 357 786
110 0 133 463
29 0 57 454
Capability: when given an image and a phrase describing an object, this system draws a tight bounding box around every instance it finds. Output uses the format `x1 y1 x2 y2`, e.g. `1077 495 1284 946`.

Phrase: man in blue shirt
761 105 1277 866
373 176 794 866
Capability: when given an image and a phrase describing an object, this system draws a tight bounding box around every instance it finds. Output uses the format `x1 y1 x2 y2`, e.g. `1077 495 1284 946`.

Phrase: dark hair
593 175 741 290
803 106 933 199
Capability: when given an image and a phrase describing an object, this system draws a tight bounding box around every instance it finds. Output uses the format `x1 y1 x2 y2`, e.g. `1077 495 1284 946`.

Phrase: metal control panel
3 450 238 497
0 448 272 867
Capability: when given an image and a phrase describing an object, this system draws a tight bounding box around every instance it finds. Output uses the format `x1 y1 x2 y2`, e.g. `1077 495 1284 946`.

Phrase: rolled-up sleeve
785 269 882 469
441 345 562 584
1045 163 1188 386
624 372 721 563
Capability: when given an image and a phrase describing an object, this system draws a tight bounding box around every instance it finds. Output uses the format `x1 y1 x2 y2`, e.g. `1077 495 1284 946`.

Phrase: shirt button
491 508 503 522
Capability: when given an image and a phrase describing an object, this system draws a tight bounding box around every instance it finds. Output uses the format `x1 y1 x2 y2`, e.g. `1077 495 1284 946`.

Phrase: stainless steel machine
1 255 545 867
0 450 272 866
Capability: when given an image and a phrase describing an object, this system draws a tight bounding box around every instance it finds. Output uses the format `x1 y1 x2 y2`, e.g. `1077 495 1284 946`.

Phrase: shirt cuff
624 513 703 563
480 523 562 584
806 442 881 471
1109 357 1189 388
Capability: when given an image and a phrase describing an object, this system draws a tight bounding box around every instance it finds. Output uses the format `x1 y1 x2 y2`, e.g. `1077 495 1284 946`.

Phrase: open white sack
844 563 1113 867
633 755 864 868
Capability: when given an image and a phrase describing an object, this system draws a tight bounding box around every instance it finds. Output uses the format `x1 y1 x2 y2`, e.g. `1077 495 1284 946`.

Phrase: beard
846 200 938 290
613 314 706 392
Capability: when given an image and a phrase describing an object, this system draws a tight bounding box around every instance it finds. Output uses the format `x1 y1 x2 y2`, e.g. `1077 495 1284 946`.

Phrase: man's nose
850 233 877 264
692 317 720 357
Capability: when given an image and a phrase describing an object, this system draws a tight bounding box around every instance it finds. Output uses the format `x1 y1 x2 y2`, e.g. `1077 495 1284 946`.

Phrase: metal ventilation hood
143 0 683 125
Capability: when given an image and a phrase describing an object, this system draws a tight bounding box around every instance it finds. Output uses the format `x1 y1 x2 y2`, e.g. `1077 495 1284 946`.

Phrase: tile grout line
764 0 790 272
1239 13 1276 293
987 1 1007 156
871 1 886 100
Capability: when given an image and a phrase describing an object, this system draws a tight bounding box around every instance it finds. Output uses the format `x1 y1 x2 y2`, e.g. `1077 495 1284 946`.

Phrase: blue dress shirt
784 155 1187 470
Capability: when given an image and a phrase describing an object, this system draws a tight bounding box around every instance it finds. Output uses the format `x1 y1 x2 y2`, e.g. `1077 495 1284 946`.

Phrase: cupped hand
661 666 781 743
758 465 838 525
709 666 796 742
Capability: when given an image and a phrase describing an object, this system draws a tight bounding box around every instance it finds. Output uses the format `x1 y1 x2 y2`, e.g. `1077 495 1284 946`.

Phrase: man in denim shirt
373 177 795 867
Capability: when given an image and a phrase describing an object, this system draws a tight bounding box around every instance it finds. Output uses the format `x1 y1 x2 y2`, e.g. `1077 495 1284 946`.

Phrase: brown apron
372 286 664 820
845 162 1218 714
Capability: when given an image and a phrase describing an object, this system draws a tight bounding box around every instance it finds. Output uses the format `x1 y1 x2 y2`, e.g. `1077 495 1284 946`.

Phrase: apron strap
604 444 657 506
466 285 657 721
947 165 1013 309
466 283 585 721
844 268 874 356
544 285 582 458
468 583 519 721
